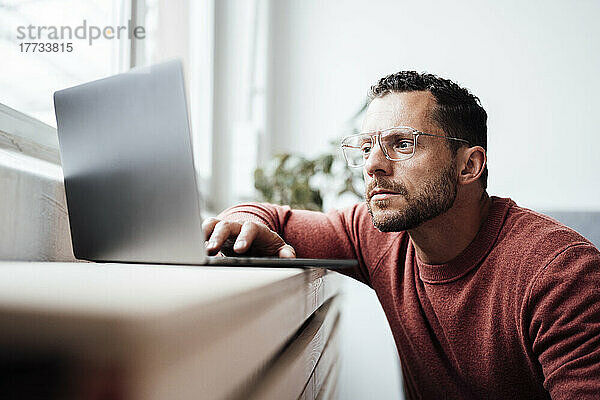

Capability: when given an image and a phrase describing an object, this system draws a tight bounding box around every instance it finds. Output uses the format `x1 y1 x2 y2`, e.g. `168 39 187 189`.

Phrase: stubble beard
366 160 458 232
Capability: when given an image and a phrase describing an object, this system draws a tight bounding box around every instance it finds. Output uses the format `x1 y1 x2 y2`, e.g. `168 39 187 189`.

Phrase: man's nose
364 138 392 177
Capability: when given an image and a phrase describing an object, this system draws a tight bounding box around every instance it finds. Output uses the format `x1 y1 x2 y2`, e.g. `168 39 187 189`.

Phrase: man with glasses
204 72 600 398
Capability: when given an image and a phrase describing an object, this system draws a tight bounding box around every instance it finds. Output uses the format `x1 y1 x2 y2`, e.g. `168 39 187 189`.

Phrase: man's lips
369 188 402 201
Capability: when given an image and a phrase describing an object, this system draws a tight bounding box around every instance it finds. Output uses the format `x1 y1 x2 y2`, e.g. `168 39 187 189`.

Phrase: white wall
337 278 404 399
267 0 600 211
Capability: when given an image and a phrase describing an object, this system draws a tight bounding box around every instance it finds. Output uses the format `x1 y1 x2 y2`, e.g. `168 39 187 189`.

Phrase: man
203 72 600 399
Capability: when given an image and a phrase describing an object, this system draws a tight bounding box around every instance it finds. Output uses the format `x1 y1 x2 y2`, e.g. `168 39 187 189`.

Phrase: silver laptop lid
54 60 207 264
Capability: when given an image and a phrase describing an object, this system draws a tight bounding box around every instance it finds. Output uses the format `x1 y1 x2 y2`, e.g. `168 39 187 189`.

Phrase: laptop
53 60 356 269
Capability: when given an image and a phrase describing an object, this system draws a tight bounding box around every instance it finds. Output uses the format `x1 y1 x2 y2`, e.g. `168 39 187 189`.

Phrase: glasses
340 126 470 168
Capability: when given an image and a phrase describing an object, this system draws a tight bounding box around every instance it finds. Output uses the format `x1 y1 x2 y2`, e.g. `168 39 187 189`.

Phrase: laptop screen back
54 60 207 264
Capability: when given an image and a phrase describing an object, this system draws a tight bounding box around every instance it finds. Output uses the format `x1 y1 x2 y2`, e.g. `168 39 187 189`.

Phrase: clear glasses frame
340 126 470 168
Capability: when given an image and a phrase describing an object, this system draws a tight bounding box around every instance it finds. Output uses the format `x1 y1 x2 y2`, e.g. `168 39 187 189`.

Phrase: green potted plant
254 104 367 211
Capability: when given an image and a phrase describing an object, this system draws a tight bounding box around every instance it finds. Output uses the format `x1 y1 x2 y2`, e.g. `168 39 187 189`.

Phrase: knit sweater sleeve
217 202 373 286
526 243 600 399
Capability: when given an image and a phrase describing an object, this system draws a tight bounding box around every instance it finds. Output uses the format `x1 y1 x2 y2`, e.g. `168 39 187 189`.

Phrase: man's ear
458 146 486 185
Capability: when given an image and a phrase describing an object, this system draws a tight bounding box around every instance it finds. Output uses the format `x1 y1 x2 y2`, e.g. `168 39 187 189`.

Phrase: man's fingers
233 221 260 253
206 220 242 254
203 218 293 258
202 217 220 241
278 244 296 258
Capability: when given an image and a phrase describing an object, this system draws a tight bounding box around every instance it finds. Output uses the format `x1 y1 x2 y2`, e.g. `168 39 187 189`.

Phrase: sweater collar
413 196 513 284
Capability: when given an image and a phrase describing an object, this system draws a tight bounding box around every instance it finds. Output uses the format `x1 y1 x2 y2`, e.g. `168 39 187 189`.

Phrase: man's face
362 91 458 232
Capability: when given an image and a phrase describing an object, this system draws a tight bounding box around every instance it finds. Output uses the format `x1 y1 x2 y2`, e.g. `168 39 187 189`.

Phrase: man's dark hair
369 71 488 191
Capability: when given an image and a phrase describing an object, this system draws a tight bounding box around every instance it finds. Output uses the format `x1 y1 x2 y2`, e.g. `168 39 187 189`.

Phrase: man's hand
202 218 296 258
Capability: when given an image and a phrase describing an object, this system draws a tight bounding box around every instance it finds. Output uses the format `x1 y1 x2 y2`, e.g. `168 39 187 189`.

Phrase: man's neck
408 191 492 265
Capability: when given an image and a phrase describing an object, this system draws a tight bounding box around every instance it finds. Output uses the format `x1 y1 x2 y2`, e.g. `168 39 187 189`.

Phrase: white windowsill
0 102 61 165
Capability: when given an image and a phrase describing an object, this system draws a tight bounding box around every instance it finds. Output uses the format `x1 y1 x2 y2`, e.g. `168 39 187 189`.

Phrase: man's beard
365 160 458 232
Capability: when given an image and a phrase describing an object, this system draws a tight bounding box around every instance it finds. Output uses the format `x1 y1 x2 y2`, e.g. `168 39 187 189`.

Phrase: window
0 0 131 127
0 0 217 182
0 0 266 210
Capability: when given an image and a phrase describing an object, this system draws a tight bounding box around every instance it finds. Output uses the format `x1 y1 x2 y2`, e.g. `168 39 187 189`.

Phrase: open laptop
53 60 356 269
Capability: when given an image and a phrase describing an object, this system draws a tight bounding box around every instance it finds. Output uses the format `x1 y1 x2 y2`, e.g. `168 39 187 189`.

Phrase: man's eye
360 144 372 155
391 140 413 150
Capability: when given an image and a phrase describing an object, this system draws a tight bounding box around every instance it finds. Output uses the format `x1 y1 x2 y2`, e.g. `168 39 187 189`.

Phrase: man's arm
204 202 372 285
526 243 600 399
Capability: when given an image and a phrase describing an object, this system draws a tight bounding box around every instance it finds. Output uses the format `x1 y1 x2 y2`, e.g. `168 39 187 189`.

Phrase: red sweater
219 196 600 399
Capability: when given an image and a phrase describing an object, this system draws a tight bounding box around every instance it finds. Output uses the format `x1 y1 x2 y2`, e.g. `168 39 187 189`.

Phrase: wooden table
0 262 342 400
